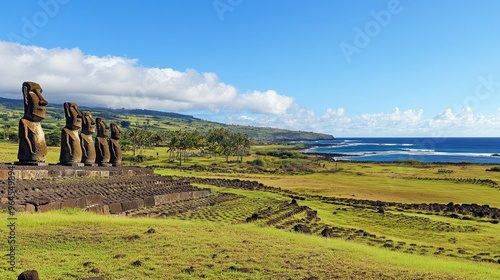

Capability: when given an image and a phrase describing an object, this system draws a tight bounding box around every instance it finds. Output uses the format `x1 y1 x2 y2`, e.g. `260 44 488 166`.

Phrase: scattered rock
83 261 95 268
321 227 333 238
293 224 311 234
17 270 40 280
182 266 195 274
226 266 252 273
131 260 142 267
246 213 259 222
146 228 156 234
113 254 126 259
125 234 140 241
89 268 101 274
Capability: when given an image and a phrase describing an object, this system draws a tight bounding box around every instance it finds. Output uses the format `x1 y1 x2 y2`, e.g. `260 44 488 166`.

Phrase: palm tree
2 124 11 140
234 133 251 162
167 134 179 162
125 128 142 156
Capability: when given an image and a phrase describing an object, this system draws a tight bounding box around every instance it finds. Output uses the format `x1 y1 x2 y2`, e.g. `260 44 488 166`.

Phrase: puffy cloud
225 107 500 136
0 42 293 114
233 90 294 115
429 107 487 131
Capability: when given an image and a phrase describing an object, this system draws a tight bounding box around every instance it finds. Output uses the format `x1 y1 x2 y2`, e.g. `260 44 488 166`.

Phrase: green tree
2 124 11 140
125 128 142 156
167 134 178 162
234 133 251 162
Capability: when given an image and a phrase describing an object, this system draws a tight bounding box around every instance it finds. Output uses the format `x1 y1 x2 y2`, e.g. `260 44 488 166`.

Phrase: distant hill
0 97 334 141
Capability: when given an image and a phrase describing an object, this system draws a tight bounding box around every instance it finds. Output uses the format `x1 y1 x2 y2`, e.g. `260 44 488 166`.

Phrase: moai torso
95 137 110 163
80 133 96 164
80 111 96 164
17 82 48 164
94 117 111 164
60 128 82 164
109 123 122 165
59 102 83 165
18 118 47 162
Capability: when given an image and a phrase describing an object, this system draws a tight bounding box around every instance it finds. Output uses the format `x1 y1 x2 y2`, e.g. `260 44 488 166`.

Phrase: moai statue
109 123 122 166
80 111 97 166
94 117 111 166
59 102 83 166
16 82 48 165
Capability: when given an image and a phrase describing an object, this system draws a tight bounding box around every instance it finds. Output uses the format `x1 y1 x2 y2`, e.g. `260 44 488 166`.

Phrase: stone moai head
81 111 96 134
63 102 82 130
96 117 109 138
110 123 121 140
22 81 48 122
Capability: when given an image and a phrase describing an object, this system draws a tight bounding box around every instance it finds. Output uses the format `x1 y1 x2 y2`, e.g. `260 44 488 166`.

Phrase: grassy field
2 141 500 279
1 210 499 280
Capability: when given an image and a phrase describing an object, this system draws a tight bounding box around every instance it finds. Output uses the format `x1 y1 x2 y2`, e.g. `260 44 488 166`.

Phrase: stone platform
0 164 211 214
0 164 153 180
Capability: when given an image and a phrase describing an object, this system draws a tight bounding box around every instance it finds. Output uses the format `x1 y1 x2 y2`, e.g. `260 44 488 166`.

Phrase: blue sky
1 0 500 136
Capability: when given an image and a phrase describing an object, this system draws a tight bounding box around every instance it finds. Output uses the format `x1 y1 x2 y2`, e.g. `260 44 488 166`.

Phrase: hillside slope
0 97 334 141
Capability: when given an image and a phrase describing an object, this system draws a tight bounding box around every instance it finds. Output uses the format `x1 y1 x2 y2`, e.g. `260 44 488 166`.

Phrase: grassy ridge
0 98 334 141
1 211 499 279
2 141 500 279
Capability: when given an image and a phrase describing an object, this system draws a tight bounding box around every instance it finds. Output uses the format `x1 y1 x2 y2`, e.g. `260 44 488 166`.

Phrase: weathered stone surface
48 170 62 177
59 103 83 165
17 82 48 164
77 197 87 208
84 195 102 206
80 111 96 164
25 198 50 206
121 199 144 211
166 193 180 202
102 205 110 215
17 270 40 280
180 191 190 200
25 203 36 213
108 203 123 214
38 202 61 212
0 169 7 179
95 117 110 164
21 170 36 180
153 195 166 205
87 204 103 214
143 196 156 207
4 167 211 214
62 169 76 177
87 170 100 177
15 205 26 212
109 123 122 165
61 199 78 209
13 170 23 180
35 170 48 178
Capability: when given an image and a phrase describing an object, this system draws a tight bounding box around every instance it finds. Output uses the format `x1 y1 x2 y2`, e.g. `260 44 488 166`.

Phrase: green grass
0 101 333 142
2 141 500 278
154 160 500 207
1 210 499 280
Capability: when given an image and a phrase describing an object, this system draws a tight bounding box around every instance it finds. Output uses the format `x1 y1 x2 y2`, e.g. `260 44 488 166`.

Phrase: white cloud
224 107 500 137
3 42 500 137
0 42 294 114
233 90 294 115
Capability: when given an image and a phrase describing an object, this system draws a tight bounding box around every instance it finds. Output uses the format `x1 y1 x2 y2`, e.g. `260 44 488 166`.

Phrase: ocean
304 137 500 164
